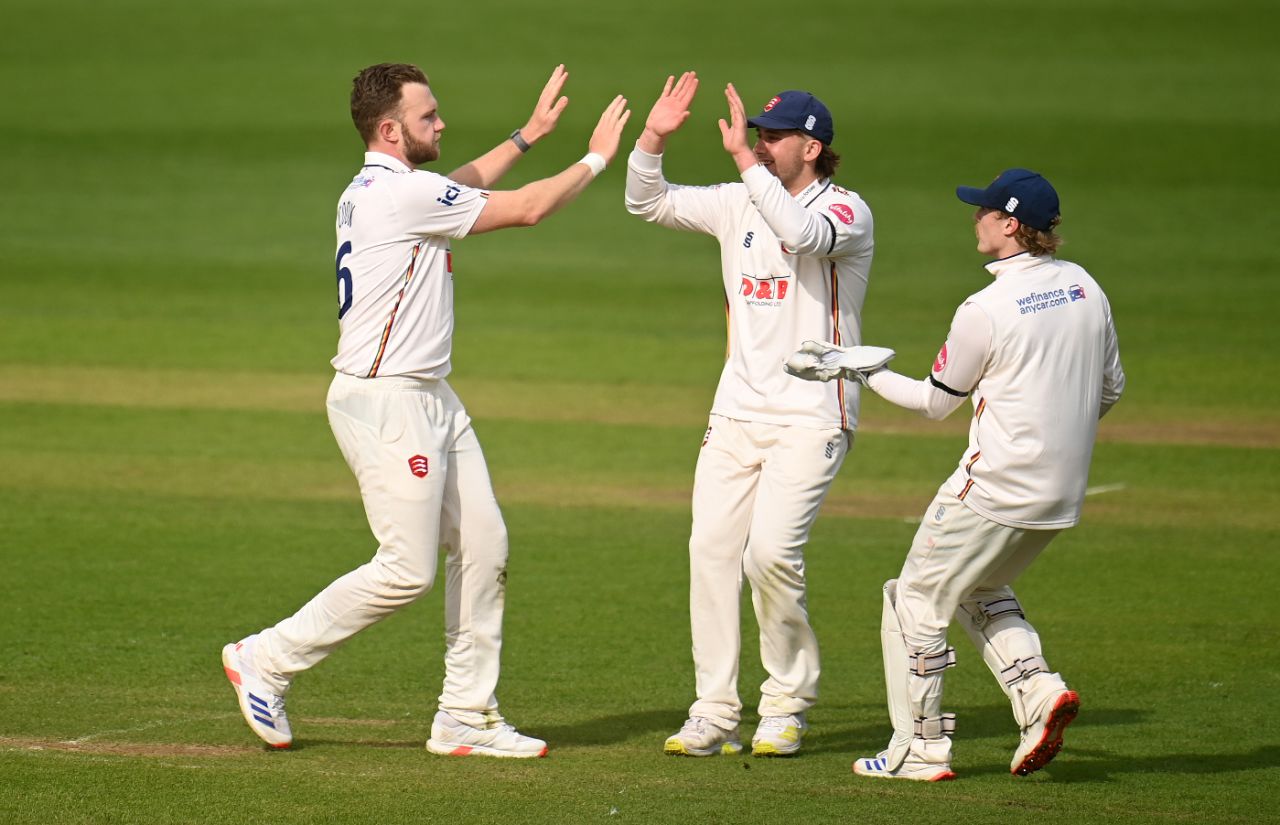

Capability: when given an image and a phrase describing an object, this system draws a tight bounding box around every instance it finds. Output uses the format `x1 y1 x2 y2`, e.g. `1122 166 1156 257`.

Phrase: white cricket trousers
687 415 848 728
893 486 1069 735
895 487 1060 654
252 372 509 725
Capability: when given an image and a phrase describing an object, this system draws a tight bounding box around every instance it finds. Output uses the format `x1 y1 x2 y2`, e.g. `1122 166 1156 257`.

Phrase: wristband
578 152 607 178
509 129 531 153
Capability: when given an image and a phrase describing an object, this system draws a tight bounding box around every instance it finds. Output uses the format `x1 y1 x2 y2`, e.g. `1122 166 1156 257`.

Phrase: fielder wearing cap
789 168 1125 780
625 73 874 759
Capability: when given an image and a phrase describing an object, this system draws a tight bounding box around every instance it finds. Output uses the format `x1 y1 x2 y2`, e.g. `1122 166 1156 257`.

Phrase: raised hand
717 82 754 165
520 64 571 144
587 95 633 164
643 71 699 141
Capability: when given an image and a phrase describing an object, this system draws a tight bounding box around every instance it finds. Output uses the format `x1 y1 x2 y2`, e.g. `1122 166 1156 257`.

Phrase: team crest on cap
763 96 781 111
1005 196 1020 212
805 115 816 130
408 455 429 478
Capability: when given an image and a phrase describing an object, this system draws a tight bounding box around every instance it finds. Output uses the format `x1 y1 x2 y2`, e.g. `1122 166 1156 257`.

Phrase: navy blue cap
956 168 1060 231
746 91 834 145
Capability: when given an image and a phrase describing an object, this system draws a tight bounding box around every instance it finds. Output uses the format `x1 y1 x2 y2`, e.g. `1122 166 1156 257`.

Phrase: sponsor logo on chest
739 274 791 306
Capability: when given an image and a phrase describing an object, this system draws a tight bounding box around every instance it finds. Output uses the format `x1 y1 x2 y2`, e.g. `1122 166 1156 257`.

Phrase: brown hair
815 144 841 179
350 63 429 145
1003 213 1064 256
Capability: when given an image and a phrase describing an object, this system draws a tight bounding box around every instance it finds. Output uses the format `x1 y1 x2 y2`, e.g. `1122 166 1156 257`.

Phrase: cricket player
625 72 874 757
788 168 1125 780
221 63 630 757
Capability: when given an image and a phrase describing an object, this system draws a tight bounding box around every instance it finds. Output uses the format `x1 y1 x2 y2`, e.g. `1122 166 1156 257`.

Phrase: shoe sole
663 739 744 757
222 644 291 749
751 741 802 757
426 739 548 759
1012 690 1079 776
852 762 956 782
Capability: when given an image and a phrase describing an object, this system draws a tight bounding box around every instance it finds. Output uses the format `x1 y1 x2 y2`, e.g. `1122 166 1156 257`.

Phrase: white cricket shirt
330 152 489 379
625 147 875 430
870 252 1125 528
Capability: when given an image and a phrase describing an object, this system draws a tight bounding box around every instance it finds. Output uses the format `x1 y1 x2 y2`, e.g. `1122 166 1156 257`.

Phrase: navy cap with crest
956 168 1060 231
746 91 834 145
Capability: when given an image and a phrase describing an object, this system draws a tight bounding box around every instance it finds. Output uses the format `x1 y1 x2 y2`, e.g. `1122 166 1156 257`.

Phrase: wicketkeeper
787 168 1125 780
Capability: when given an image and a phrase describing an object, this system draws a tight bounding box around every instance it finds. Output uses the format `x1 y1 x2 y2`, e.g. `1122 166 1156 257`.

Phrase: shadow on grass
1041 744 1280 782
536 708 686 746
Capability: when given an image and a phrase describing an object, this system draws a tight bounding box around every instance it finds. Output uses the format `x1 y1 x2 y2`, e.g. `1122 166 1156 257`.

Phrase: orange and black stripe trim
965 450 982 474
974 397 987 421
958 478 975 500
367 242 422 378
722 290 732 361
829 262 848 430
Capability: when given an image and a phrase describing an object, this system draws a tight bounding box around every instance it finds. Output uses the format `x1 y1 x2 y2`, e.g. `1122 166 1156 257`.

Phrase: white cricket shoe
663 717 743 757
751 713 808 756
221 638 291 749
1011 689 1080 776
426 710 548 758
852 750 956 782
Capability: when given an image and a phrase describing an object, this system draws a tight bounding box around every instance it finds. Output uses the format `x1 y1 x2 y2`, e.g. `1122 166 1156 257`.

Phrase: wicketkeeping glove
783 340 896 386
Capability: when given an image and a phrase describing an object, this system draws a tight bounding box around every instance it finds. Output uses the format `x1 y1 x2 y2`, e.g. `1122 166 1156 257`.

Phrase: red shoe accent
224 665 242 686
450 746 474 756
930 770 957 782
1013 690 1080 776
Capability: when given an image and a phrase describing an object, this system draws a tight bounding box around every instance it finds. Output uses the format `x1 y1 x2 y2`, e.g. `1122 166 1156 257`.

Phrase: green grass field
2 0 1278 822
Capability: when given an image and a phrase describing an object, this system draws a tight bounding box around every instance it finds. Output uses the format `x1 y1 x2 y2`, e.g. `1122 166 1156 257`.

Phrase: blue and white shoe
853 750 956 782
222 637 292 749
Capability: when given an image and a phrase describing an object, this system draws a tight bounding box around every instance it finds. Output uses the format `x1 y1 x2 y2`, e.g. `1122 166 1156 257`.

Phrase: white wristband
578 152 607 178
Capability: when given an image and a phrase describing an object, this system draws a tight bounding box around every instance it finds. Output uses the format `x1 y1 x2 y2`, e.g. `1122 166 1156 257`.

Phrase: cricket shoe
751 713 807 756
663 717 743 757
426 710 548 758
852 751 956 782
221 638 291 749
1011 689 1080 776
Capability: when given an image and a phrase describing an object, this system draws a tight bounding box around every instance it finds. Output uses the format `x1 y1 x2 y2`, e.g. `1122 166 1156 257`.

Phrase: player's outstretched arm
449 65 571 189
636 71 698 155
469 94 631 234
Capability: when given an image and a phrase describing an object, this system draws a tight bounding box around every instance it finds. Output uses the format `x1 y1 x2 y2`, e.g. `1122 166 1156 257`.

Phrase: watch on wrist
509 129 531 153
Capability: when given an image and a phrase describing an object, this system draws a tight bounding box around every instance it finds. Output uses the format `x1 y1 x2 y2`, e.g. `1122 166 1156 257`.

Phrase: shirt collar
794 177 829 204
363 151 411 173
984 251 1051 278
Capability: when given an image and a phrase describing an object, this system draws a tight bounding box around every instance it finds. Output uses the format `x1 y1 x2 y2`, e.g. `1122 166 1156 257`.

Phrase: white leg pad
881 580 956 770
958 590 1066 728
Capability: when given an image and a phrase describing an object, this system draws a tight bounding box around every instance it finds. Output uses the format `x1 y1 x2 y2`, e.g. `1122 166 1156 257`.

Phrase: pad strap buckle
914 713 956 739
910 647 957 676
1000 655 1049 687
970 596 1024 630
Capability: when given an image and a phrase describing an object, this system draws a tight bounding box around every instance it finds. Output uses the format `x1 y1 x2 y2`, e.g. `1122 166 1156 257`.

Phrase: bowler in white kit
221 62 630 757
625 72 875 757
789 168 1125 780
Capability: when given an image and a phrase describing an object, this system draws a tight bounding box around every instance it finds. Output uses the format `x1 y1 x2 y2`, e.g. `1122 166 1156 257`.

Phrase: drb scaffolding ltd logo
740 274 790 302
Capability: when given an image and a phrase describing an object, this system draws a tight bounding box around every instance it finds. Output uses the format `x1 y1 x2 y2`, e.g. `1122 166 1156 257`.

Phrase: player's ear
377 117 401 145
803 139 823 163
1003 215 1021 237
